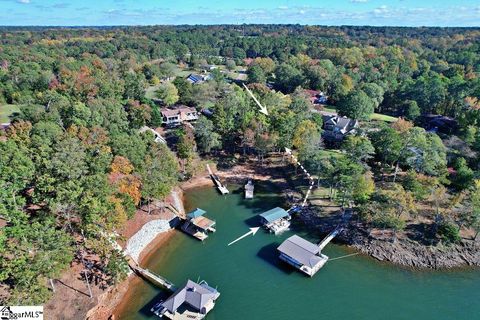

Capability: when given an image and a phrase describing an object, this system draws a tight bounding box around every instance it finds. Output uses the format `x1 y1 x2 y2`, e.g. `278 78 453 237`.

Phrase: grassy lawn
320 106 398 123
145 85 160 100
0 104 20 123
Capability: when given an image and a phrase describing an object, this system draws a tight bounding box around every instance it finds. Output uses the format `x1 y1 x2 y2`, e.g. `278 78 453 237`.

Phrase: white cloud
351 0 368 3
17 0 30 3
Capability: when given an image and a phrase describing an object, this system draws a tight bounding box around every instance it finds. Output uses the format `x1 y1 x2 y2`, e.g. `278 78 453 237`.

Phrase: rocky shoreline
297 207 480 270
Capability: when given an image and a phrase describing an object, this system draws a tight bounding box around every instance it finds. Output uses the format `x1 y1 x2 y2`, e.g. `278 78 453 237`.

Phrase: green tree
195 116 221 153
337 89 374 120
156 82 179 106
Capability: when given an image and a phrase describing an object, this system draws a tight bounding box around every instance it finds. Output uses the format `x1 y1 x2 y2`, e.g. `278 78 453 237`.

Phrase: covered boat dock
151 279 220 319
277 235 328 277
181 208 216 241
259 207 291 234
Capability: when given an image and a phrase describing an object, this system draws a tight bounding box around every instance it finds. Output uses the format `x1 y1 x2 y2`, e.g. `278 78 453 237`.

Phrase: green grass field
0 104 20 123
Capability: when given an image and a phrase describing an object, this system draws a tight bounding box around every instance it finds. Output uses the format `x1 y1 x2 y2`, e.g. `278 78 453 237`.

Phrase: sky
0 0 479 27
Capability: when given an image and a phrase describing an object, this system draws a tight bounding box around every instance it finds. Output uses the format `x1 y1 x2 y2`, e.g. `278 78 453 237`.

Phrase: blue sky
0 0 479 26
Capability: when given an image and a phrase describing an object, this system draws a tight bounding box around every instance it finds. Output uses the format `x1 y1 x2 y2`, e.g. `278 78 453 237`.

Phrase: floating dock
244 180 254 199
206 164 229 195
127 257 177 292
181 208 216 241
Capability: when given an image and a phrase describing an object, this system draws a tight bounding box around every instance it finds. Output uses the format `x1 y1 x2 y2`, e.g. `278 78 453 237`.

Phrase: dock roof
187 208 206 219
277 235 322 268
161 279 220 313
191 216 215 230
259 207 289 224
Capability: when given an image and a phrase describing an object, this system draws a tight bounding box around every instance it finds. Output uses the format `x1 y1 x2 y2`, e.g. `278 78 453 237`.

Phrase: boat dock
206 164 229 195
181 208 216 241
259 207 291 234
127 257 177 292
244 180 254 199
151 279 220 319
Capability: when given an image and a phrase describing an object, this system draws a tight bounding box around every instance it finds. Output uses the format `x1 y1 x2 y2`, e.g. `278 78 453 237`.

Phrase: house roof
277 235 323 268
259 207 289 224
187 74 204 83
161 109 181 117
187 208 206 219
161 106 196 117
161 280 219 313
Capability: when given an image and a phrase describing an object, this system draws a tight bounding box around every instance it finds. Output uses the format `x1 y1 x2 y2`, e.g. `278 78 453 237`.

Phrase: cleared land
0 104 20 123
322 107 398 123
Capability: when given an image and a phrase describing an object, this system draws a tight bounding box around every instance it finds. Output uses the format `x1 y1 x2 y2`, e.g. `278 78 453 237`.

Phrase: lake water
116 184 480 320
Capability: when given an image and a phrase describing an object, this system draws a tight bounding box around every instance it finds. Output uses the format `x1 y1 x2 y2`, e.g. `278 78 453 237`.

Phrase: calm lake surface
117 184 480 320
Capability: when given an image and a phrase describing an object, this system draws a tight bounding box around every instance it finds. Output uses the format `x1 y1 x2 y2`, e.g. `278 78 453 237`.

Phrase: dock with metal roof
181 208 216 241
259 207 291 234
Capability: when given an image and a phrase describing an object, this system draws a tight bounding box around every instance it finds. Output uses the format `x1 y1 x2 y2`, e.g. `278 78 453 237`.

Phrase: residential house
186 73 210 84
277 235 328 277
161 106 198 126
304 89 328 105
152 279 220 319
322 115 359 143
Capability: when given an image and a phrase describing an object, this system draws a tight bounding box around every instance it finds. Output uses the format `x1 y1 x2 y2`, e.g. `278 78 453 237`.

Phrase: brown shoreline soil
87 231 177 320
49 154 480 319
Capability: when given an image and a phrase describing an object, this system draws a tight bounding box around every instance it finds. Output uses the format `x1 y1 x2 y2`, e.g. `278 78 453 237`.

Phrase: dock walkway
206 164 229 195
127 257 177 292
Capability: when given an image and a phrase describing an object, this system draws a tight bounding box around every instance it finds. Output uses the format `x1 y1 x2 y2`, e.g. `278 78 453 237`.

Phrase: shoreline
86 156 479 319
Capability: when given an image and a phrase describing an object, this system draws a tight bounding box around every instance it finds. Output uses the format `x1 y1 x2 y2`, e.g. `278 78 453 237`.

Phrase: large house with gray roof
277 235 328 277
322 115 359 143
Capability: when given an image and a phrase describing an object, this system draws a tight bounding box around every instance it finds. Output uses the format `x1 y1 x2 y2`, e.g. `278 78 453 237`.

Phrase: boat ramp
206 164 229 195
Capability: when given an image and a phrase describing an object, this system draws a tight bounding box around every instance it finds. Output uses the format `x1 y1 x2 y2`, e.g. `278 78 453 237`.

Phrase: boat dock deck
206 164 229 195
127 258 177 292
244 180 254 199
181 208 216 241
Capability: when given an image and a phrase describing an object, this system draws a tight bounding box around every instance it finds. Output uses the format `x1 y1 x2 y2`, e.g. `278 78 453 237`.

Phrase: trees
341 135 375 167
247 65 266 84
140 143 178 212
156 82 179 106
337 90 374 120
195 116 221 153
274 63 305 93
292 120 321 162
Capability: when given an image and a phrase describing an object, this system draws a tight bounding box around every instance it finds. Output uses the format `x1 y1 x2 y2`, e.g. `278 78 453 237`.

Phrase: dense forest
0 25 479 304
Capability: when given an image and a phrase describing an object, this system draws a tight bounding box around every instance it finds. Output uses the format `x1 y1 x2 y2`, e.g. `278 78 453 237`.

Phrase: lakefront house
161 106 199 126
